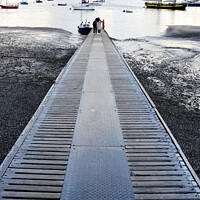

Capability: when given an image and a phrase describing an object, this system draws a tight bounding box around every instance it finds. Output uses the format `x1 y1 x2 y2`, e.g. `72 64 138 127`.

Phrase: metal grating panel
61 147 135 200
72 93 124 146
83 71 112 92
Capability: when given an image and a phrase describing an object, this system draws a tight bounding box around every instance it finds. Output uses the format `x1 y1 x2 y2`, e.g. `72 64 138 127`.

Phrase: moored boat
72 4 94 10
82 0 89 4
93 0 104 2
89 2 102 6
72 0 95 10
0 3 19 8
188 1 200 6
20 1 28 4
78 21 92 35
145 1 187 9
58 3 67 5
123 9 133 13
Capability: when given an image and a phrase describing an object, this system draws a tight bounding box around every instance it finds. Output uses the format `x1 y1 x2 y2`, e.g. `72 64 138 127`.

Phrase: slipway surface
0 31 200 200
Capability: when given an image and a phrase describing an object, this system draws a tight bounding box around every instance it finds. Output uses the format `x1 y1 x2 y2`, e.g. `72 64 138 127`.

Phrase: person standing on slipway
96 17 102 33
93 19 97 33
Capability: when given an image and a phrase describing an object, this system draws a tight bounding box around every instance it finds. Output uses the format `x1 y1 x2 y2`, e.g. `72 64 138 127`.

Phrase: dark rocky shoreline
0 27 199 179
0 27 80 164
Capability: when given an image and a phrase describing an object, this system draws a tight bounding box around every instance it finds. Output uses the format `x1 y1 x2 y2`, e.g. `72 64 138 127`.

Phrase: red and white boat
0 4 19 8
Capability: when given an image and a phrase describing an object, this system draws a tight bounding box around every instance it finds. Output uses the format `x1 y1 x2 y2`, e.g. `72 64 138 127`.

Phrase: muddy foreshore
0 27 199 179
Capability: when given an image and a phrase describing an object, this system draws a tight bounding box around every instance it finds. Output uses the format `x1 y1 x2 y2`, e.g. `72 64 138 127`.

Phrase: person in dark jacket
93 19 97 33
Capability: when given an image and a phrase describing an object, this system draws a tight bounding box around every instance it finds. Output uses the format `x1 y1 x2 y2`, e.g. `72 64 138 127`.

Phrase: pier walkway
0 31 200 199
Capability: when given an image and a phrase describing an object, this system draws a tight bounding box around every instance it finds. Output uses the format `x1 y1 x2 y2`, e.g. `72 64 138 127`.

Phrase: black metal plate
61 147 135 200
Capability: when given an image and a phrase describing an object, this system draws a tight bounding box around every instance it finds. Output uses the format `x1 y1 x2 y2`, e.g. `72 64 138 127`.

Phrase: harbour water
0 0 200 38
0 0 199 176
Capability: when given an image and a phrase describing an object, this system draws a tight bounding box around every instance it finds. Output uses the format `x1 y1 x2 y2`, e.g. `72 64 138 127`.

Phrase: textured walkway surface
0 31 200 199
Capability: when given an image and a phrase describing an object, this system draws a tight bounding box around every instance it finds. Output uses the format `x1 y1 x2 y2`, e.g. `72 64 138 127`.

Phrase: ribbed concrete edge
104 30 200 190
0 40 85 180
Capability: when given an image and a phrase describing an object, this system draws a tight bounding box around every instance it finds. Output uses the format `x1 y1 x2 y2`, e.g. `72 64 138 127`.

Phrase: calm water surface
0 0 200 38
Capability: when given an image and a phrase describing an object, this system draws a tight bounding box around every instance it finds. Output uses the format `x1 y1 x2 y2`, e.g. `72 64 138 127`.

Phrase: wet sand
0 27 199 179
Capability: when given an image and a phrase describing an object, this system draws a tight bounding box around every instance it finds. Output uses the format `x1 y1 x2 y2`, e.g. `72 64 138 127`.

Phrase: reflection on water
1 0 200 38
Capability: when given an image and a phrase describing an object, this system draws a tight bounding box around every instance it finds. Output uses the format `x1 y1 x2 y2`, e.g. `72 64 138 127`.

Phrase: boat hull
145 2 187 9
20 2 28 5
188 2 200 6
89 2 102 6
58 3 67 6
0 4 19 8
78 27 92 35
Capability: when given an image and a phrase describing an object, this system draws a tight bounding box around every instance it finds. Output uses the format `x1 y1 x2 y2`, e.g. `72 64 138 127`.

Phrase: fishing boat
78 21 92 35
145 0 187 9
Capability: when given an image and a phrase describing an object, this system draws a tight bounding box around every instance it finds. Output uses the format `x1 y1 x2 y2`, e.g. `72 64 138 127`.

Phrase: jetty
0 31 200 199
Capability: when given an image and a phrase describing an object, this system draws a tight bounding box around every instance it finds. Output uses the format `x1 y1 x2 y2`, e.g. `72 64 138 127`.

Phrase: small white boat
0 0 19 8
73 0 95 10
0 4 18 8
78 21 92 35
93 0 104 2
89 2 101 6
72 4 94 10
58 3 67 6
123 9 133 13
